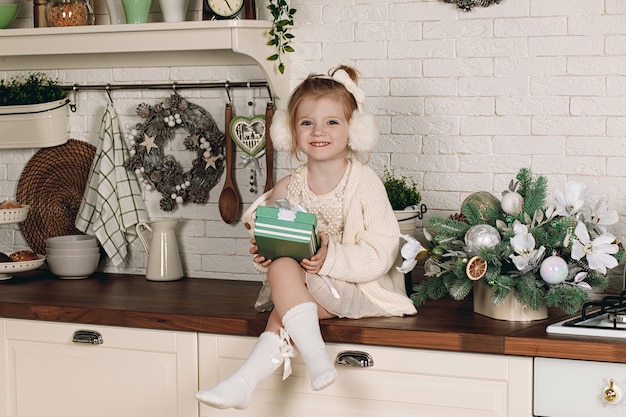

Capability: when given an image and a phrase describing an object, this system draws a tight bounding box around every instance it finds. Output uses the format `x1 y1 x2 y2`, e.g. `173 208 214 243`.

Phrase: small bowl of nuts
46 0 94 27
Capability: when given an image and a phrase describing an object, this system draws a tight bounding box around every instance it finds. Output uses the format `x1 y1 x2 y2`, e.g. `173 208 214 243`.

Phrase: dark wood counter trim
504 335 626 363
0 271 624 363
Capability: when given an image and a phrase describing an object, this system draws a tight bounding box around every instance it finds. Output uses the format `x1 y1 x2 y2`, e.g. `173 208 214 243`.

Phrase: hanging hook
105 83 114 105
246 81 255 115
224 81 232 104
172 81 178 94
265 84 274 105
69 83 78 112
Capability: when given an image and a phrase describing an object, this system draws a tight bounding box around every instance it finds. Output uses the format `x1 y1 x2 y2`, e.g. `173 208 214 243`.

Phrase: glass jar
46 0 94 27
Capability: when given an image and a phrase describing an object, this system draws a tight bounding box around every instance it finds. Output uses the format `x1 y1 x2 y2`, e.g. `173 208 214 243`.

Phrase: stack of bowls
44 235 101 279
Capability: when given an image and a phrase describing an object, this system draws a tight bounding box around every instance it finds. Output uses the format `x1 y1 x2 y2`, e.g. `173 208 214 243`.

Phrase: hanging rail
61 80 273 102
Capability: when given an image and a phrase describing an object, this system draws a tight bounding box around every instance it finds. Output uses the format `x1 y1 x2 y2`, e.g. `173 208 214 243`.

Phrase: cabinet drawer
534 358 626 417
198 334 533 417
2 319 198 417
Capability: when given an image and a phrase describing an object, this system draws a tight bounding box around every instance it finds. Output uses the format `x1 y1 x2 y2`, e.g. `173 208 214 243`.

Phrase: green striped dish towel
75 103 148 266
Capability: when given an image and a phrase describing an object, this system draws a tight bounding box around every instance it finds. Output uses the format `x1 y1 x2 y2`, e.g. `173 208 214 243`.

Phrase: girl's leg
268 258 337 391
195 257 336 409
195 309 290 410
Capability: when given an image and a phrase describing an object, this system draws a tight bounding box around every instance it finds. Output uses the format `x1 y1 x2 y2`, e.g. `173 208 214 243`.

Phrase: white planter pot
0 99 69 149
473 282 548 322
394 209 419 238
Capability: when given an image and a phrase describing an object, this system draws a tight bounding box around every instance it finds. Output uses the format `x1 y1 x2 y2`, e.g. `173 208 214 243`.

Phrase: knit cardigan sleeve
318 162 401 283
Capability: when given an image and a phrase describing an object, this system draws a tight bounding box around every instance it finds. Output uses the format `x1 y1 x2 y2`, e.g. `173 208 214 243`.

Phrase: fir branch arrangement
266 0 296 75
383 167 422 211
0 72 66 106
400 168 624 315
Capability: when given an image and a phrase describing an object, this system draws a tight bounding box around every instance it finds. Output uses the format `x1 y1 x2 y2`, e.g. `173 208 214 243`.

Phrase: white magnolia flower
571 222 618 274
509 222 545 271
590 197 619 234
553 181 587 217
397 234 427 274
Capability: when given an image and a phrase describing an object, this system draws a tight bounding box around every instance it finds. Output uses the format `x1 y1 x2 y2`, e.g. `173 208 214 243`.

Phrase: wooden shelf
0 20 289 106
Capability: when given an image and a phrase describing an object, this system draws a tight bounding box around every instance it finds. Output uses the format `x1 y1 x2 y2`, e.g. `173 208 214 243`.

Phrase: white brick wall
2 0 626 287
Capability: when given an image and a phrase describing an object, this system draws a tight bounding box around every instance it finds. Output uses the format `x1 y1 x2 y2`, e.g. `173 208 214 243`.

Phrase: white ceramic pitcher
136 218 183 281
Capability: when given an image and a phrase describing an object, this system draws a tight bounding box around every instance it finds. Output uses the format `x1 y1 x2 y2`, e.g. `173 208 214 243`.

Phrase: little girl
196 65 417 409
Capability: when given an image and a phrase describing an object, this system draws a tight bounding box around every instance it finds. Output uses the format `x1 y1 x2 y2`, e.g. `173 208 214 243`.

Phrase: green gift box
254 205 320 262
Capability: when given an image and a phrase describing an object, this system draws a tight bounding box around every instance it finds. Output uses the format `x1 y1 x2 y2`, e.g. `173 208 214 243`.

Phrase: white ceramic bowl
45 246 100 256
46 252 100 279
44 234 98 249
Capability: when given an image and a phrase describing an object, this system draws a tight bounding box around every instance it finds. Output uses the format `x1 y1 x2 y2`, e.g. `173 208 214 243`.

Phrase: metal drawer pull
72 330 103 345
335 350 373 367
603 379 623 404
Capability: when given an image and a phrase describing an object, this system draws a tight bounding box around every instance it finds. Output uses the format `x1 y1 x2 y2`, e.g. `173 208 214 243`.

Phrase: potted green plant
383 167 423 237
0 72 69 149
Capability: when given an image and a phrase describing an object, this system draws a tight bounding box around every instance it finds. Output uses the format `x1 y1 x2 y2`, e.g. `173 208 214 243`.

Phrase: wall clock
203 0 256 20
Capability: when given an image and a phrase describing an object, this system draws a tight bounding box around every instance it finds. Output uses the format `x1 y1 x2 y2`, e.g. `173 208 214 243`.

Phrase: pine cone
136 103 151 118
160 198 175 211
449 212 467 223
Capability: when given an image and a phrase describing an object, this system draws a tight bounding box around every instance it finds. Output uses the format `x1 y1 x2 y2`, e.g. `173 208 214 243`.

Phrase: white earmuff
348 110 378 153
269 109 293 153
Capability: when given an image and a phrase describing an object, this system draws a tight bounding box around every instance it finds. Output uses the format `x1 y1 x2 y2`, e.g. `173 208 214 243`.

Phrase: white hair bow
331 69 366 110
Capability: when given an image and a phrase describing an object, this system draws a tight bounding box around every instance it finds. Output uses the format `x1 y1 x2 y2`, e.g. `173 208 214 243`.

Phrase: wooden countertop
1 271 625 363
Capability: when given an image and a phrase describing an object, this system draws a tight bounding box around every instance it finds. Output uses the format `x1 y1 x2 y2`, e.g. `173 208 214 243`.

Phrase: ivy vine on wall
266 0 296 74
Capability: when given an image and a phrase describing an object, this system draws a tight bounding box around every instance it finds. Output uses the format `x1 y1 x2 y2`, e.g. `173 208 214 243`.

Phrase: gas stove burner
607 312 626 323
546 290 626 339
580 290 626 320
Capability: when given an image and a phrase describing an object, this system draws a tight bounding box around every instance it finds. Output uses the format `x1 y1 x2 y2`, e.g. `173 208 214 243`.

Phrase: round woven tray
16 139 96 254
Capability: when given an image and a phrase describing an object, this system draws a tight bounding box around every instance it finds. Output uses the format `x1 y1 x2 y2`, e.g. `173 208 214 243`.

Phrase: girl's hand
250 237 272 267
300 232 328 274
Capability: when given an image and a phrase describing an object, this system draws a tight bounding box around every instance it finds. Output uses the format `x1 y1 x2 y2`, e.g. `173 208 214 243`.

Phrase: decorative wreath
124 94 225 211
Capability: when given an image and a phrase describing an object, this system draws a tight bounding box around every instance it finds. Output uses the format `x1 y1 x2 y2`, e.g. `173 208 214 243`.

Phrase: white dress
287 161 392 318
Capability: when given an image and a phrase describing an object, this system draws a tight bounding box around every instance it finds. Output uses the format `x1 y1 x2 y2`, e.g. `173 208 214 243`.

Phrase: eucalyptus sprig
266 0 296 75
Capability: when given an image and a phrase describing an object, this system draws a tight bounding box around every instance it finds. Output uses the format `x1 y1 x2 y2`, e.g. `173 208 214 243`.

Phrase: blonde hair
286 65 360 158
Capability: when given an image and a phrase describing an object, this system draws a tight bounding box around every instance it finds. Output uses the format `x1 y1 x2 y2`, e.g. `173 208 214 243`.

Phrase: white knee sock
195 331 287 409
283 302 337 391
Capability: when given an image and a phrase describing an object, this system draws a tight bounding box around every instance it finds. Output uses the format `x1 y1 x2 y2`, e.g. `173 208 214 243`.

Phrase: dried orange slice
466 256 487 280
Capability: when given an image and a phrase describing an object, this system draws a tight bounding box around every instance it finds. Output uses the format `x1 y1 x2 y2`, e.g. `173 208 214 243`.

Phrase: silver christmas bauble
501 191 524 215
540 255 568 284
465 224 501 254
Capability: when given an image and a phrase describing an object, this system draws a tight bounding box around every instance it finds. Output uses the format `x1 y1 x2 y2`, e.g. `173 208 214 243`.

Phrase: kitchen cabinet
534 357 626 417
0 319 198 417
3 274 625 417
197 333 534 417
0 321 534 417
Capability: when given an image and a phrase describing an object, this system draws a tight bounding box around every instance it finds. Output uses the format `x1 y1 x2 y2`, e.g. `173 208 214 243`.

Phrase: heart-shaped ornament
229 115 266 157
